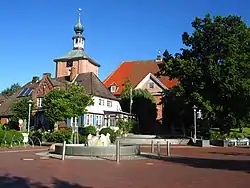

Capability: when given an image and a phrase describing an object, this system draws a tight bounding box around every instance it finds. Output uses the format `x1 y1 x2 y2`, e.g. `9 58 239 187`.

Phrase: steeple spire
72 8 85 50
78 8 82 24
156 49 162 62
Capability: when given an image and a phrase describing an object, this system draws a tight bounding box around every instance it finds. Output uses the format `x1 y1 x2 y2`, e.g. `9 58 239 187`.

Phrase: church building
0 9 128 129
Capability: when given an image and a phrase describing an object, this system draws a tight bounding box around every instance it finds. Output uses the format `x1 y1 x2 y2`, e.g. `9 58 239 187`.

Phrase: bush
0 130 24 146
79 134 87 144
99 127 116 143
80 125 97 136
116 119 134 134
46 129 72 143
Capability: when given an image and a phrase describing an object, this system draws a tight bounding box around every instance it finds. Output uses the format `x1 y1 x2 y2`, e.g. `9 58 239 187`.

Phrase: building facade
103 56 178 122
0 10 129 128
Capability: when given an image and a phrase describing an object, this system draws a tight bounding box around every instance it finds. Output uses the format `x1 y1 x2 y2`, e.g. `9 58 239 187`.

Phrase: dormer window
110 86 117 92
66 61 73 67
148 82 154 89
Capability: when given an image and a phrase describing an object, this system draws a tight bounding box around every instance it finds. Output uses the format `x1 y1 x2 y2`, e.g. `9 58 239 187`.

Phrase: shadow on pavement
140 153 250 173
0 174 93 188
208 151 250 157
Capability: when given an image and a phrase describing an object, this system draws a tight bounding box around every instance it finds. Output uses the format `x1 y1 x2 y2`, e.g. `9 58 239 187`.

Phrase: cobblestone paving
0 146 249 188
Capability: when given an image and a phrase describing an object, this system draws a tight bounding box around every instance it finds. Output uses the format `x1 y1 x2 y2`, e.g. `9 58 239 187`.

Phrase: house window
99 99 104 106
96 115 102 126
110 86 117 92
37 98 42 108
86 114 93 125
107 100 112 107
148 82 154 89
66 61 73 67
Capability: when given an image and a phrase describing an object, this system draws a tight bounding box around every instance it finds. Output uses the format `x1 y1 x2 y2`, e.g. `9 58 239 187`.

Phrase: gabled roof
53 49 100 67
57 72 117 101
103 60 178 95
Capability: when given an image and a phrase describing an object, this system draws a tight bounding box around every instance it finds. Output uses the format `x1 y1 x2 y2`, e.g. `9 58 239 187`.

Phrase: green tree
43 84 94 125
43 83 94 143
1 83 22 97
159 14 250 135
11 97 33 121
120 80 157 134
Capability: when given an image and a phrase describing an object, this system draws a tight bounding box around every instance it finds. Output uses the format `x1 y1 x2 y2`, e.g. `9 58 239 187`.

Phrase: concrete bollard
116 140 120 164
157 141 160 157
61 141 66 160
151 140 154 153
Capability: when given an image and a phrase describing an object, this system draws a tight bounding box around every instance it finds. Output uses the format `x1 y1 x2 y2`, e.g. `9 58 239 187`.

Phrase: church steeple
72 8 85 50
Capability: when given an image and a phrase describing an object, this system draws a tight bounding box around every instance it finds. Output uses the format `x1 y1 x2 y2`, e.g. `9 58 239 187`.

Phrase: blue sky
0 0 249 92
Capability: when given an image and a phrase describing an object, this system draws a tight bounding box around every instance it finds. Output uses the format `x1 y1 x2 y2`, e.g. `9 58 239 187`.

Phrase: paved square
0 147 249 187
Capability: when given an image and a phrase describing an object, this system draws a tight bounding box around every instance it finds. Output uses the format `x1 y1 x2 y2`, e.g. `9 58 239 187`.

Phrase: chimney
32 76 39 83
70 67 77 82
43 73 51 78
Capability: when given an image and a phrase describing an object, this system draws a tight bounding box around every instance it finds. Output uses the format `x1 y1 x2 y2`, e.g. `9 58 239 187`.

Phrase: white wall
86 96 122 114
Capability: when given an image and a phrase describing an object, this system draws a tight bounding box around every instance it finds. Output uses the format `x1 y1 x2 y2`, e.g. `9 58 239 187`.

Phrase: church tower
54 8 100 78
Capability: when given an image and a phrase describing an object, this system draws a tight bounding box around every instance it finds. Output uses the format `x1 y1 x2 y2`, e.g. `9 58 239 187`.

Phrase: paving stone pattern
0 146 249 187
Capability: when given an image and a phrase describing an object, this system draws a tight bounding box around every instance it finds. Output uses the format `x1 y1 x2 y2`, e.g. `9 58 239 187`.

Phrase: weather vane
78 8 82 23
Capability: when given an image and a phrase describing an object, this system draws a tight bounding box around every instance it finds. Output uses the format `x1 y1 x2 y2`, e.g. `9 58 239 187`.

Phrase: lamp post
192 105 197 143
27 99 32 134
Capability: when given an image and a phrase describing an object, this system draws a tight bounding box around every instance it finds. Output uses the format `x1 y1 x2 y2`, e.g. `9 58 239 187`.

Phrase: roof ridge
92 73 118 101
122 59 156 63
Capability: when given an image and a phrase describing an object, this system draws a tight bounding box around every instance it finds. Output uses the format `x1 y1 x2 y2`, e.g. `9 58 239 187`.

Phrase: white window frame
37 97 42 108
86 114 93 126
107 100 112 107
110 86 117 92
96 115 102 126
99 99 104 106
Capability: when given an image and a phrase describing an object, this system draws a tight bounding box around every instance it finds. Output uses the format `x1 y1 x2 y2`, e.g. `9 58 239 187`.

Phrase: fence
0 132 42 147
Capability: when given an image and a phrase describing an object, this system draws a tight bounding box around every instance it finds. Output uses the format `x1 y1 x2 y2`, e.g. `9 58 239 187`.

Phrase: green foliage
80 125 97 136
79 134 87 144
29 131 49 145
0 130 23 146
11 97 33 121
1 83 22 97
120 81 156 134
46 129 72 144
99 127 116 143
43 84 94 125
116 119 134 134
159 14 250 134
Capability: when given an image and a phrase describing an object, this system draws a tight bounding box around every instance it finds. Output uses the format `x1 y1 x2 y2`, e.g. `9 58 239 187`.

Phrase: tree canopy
159 14 250 134
120 80 157 134
43 84 94 125
1 83 22 97
11 97 33 121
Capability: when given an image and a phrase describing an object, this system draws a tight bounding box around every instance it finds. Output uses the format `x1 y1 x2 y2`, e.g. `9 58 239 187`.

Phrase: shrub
80 125 97 136
116 119 134 134
79 134 87 144
0 130 24 146
99 127 116 143
46 129 72 143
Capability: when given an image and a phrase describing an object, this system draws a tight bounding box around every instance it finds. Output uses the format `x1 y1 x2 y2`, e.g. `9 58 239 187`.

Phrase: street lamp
192 105 197 143
27 99 32 134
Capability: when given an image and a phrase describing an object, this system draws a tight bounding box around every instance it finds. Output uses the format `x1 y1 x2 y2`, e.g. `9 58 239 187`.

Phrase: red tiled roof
103 60 178 95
